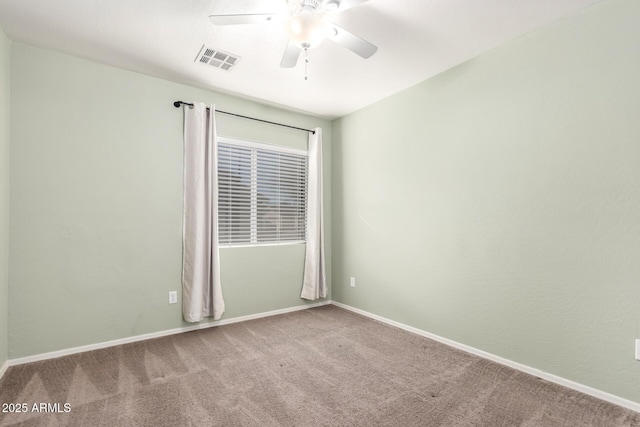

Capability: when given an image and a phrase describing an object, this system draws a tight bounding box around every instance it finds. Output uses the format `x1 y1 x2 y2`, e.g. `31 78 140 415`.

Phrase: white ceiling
0 0 601 119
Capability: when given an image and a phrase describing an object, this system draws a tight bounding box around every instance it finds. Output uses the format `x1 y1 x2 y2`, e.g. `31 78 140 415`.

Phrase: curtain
182 103 225 322
301 127 327 300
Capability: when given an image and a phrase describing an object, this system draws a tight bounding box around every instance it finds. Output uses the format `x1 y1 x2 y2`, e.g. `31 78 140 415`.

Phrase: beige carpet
0 305 638 426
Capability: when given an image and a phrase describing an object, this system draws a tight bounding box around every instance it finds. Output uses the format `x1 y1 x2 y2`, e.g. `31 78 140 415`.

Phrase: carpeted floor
0 305 639 426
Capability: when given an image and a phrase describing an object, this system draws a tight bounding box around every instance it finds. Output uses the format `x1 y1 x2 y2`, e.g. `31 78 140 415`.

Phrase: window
218 137 308 247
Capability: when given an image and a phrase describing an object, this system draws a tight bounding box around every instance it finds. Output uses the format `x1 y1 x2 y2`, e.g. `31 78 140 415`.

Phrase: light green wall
332 0 640 403
0 27 10 369
9 43 330 358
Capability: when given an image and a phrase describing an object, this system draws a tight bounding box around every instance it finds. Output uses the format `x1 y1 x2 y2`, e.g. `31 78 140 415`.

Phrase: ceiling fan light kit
325 0 341 11
285 5 331 48
209 0 377 73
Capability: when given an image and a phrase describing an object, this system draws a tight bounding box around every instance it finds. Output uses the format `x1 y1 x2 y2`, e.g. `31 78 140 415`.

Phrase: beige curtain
182 103 225 322
301 127 327 300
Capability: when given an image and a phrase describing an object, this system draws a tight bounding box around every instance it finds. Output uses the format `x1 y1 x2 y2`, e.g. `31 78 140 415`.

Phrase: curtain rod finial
173 101 182 108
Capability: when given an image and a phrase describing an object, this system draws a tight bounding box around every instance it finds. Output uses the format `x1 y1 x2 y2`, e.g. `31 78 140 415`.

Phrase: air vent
194 45 241 72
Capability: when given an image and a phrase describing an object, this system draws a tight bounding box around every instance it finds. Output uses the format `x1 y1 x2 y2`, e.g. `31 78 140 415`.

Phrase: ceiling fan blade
280 41 302 68
326 0 368 13
209 14 281 25
328 24 377 59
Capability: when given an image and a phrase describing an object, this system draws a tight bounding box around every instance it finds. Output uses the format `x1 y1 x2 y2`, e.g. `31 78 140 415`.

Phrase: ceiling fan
209 0 378 69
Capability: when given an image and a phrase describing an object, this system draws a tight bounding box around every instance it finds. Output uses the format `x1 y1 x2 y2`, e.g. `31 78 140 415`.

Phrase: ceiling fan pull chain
304 46 309 81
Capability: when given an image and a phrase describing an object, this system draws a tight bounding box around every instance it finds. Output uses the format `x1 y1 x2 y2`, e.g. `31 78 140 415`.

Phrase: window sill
219 241 306 249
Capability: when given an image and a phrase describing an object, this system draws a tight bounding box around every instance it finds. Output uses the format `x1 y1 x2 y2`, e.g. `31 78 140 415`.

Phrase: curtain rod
173 101 315 134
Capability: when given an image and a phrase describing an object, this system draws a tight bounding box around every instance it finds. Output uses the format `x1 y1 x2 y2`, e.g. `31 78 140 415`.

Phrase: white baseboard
9 300 331 367
331 301 640 414
0 359 8 381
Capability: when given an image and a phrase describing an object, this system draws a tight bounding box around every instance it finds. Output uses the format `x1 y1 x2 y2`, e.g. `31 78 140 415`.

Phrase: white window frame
217 136 308 248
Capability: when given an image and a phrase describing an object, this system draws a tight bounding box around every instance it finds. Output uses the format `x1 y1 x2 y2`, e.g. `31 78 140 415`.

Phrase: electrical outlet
350 277 356 288
169 291 178 304
636 339 640 361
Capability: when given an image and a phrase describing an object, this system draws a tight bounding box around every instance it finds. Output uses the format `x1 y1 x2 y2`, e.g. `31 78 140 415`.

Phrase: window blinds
218 138 308 246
